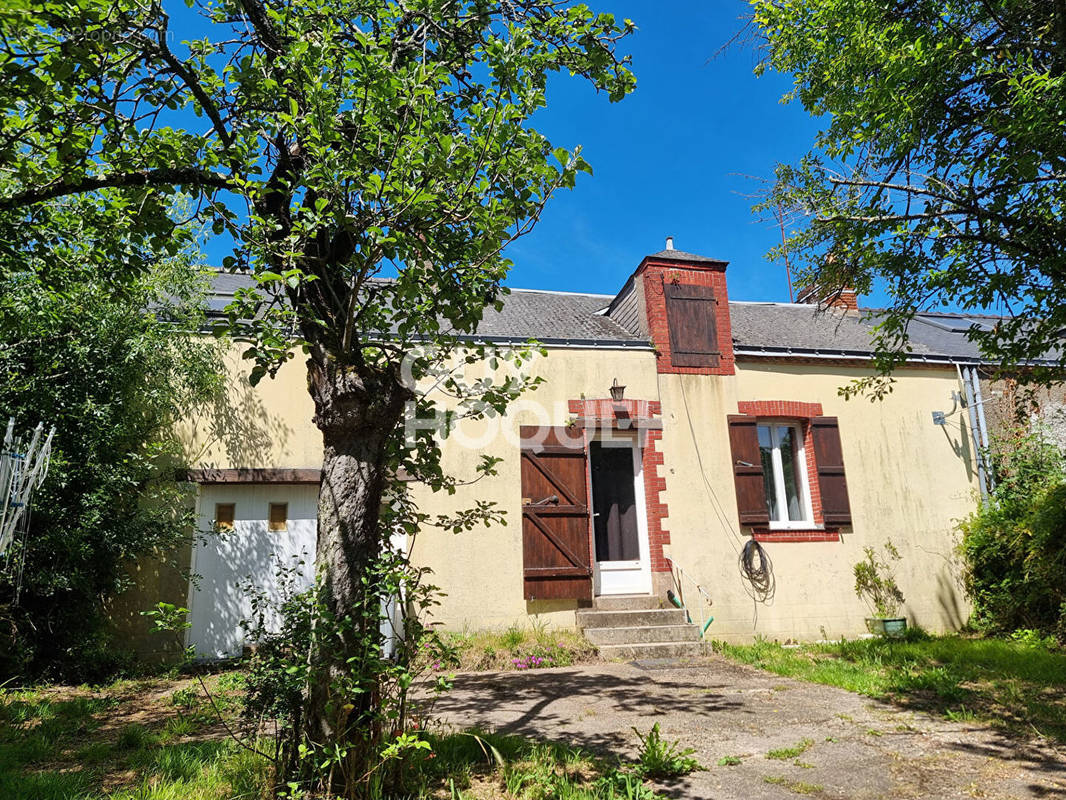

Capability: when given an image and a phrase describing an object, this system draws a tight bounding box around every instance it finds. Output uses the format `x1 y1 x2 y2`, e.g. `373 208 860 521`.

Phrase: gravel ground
428 655 1066 799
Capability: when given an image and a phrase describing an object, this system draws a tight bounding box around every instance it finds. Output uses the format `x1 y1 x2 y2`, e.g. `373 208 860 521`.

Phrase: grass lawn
0 672 269 800
0 669 667 799
713 631 1066 742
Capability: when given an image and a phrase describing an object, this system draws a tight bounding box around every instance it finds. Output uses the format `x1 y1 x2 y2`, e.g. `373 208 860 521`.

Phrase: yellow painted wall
406 346 659 632
405 350 976 639
162 340 978 644
176 345 322 470
657 362 975 642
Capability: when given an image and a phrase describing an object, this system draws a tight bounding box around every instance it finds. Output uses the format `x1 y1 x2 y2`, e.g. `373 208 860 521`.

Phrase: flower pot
865 617 907 638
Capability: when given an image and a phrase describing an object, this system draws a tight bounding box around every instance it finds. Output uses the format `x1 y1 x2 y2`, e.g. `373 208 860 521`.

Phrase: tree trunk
301 354 410 784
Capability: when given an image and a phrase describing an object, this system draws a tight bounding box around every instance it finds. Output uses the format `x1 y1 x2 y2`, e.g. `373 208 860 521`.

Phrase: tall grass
0 676 270 800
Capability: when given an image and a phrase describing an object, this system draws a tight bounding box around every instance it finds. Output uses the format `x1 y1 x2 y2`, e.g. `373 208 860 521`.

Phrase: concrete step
592 594 663 611
583 624 701 645
576 608 688 630
598 640 708 660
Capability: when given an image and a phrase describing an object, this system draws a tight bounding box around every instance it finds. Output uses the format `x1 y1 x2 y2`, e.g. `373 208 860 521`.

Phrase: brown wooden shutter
811 416 852 526
727 415 770 526
520 425 592 600
665 283 720 368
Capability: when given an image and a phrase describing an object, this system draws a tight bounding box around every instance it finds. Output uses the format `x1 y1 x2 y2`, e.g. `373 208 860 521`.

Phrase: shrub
0 253 221 683
853 540 904 618
959 428 1066 641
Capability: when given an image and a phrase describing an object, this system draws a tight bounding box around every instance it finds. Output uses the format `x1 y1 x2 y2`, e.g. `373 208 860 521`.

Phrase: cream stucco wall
168 341 978 643
406 346 660 631
177 345 322 470
406 352 977 640
658 363 976 643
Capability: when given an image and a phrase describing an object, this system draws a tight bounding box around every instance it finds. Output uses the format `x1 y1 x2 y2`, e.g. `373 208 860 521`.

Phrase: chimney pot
665 236 674 251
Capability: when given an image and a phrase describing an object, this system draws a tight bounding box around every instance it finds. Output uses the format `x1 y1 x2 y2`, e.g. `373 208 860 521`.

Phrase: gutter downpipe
970 366 995 492
958 363 989 502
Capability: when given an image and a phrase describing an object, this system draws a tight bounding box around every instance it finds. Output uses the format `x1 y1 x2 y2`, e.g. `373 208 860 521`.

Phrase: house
114 243 994 660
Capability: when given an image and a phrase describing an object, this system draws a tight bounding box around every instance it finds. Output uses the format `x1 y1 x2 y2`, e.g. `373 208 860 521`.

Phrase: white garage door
187 485 318 659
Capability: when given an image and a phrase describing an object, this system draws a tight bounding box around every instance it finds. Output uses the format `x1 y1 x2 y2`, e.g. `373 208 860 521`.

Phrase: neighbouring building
114 243 1011 660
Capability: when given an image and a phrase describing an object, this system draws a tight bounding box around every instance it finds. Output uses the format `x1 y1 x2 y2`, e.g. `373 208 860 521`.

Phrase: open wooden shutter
520 425 592 600
727 415 770 526
811 416 852 526
665 283 720 368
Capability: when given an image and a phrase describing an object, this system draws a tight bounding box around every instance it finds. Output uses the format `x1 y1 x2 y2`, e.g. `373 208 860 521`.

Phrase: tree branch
0 168 236 212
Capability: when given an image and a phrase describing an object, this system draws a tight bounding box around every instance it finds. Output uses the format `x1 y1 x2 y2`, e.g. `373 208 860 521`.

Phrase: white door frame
591 431 652 596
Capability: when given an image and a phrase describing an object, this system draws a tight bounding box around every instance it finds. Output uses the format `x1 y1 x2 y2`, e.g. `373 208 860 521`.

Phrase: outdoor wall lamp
609 378 626 401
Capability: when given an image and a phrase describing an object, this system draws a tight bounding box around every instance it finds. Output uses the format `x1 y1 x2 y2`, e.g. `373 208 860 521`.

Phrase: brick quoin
753 530 840 543
736 400 832 536
637 256 735 376
571 398 671 573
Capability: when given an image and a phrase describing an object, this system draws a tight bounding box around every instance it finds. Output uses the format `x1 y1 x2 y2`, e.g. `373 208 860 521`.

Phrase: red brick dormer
606 242 735 376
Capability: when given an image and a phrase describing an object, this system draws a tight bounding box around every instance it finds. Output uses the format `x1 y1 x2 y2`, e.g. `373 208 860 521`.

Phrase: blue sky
502 1 826 304
184 1 849 306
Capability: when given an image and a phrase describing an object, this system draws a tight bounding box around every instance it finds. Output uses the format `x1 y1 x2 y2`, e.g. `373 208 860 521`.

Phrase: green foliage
630 723 701 780
0 675 270 800
752 1 1066 393
235 547 457 798
717 755 742 766
168 687 199 711
403 730 660 799
117 724 155 751
0 0 636 387
714 631 1066 741
0 244 220 682
852 540 905 619
959 428 1066 639
765 738 813 760
0 1 636 793
1 678 665 800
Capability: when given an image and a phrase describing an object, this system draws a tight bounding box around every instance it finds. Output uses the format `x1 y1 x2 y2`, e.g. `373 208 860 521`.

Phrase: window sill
766 522 819 531
752 528 840 543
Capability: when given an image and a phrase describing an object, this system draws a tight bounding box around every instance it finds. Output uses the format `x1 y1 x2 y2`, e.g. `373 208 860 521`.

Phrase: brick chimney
796 284 860 314
607 240 735 376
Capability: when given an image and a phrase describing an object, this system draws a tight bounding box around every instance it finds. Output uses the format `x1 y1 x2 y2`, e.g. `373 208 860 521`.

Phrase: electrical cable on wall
673 373 744 557
673 373 778 624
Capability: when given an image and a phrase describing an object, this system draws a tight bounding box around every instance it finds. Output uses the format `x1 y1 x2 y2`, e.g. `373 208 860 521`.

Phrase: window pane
215 503 235 532
777 426 804 521
269 503 288 532
757 425 780 521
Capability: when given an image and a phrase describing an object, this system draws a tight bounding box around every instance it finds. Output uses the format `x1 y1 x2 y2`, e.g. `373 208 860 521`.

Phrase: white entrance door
187 485 318 659
590 436 652 596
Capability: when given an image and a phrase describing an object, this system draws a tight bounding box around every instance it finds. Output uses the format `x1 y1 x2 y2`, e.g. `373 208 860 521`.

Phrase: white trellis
0 418 55 559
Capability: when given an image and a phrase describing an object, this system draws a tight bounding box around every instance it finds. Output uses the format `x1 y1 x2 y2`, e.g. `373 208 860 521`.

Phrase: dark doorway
589 441 639 562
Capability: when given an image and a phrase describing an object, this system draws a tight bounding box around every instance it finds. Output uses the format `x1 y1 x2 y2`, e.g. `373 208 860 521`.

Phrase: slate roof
728 302 910 357
205 269 1044 362
204 272 641 346
905 313 998 360
645 249 727 265
474 289 640 344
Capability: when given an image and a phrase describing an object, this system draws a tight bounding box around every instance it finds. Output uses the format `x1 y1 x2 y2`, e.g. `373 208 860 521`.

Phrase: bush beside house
959 428 1066 642
0 259 220 682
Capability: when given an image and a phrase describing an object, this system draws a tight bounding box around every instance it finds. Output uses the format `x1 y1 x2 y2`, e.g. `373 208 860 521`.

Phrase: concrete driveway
429 656 1066 799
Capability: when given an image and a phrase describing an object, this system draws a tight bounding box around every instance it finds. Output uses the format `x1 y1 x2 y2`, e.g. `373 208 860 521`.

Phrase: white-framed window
757 422 814 528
